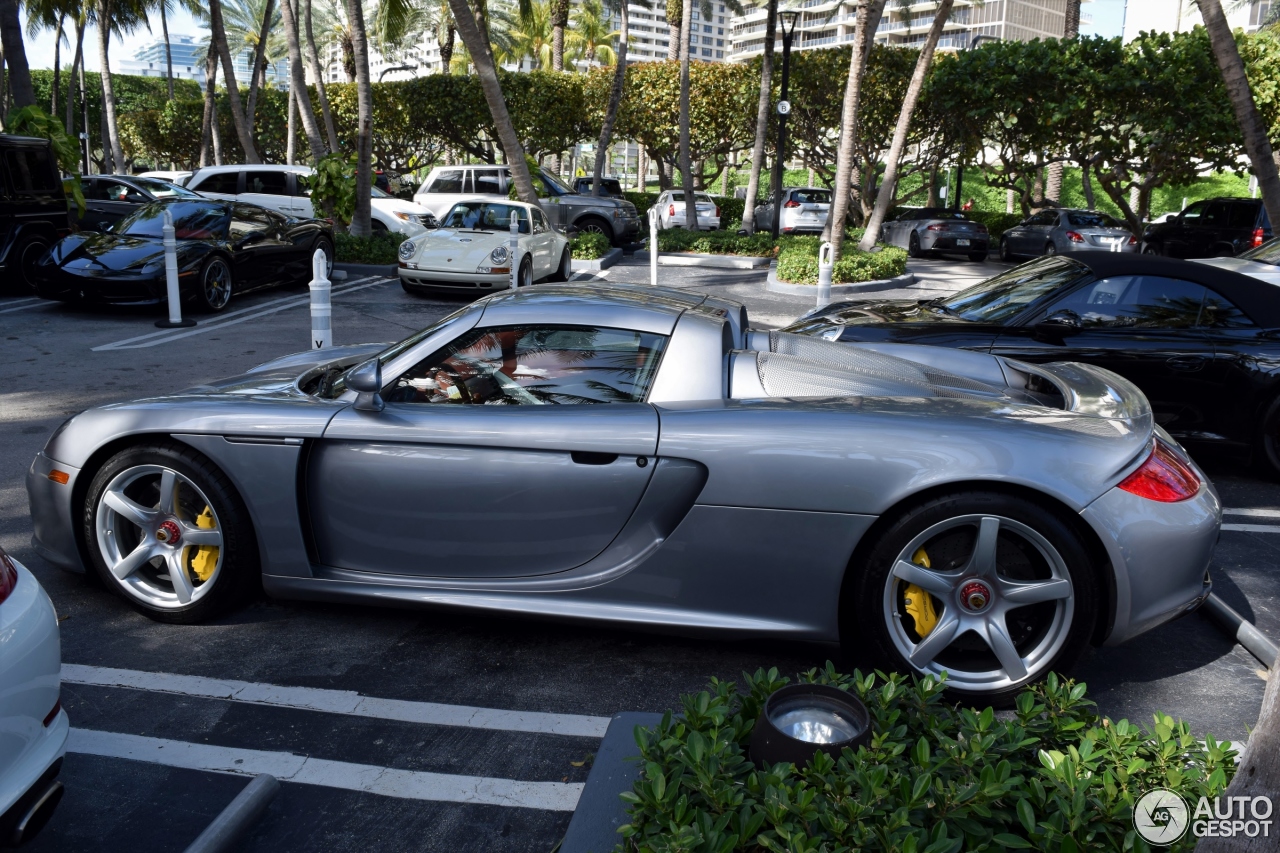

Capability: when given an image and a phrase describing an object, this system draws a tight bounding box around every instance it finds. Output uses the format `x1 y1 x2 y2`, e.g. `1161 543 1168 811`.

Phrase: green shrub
967 210 1024 241
335 231 406 265
775 236 907 284
305 153 357 227
571 231 611 260
656 229 779 256
624 192 743 231
618 665 1236 853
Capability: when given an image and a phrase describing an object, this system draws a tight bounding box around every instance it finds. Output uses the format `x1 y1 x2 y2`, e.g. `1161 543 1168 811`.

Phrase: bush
656 229 779 256
775 235 907 284
967 210 1025 241
618 665 1236 853
335 231 406 265
571 231 611 260
624 191 743 231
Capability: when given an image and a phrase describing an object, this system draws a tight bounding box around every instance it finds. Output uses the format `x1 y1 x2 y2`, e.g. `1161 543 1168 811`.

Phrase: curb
334 262 397 277
560 711 664 853
572 247 624 272
1201 593 1279 668
764 260 916 296
657 251 773 270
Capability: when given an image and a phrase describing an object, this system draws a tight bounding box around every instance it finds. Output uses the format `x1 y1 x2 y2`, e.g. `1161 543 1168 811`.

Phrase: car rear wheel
194 256 233 312
908 232 922 258
1254 396 1280 480
547 247 572 282
850 491 1096 705
1044 242 1057 256
1143 243 1161 256
83 441 258 624
517 256 533 288
15 235 50 293
999 237 1013 262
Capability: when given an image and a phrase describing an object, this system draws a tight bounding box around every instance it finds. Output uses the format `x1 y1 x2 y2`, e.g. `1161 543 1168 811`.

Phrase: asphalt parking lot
1 254 1277 852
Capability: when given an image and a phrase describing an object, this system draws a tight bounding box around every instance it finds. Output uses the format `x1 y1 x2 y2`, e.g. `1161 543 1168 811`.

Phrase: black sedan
34 199 334 312
79 174 202 231
784 252 1280 475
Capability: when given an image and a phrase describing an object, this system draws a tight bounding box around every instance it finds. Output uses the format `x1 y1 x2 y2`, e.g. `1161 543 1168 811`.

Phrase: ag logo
1134 788 1190 845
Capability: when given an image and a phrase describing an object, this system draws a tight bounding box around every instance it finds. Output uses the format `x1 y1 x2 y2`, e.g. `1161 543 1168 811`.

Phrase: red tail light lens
926 223 948 231
43 699 61 728
1117 440 1200 502
1254 227 1265 248
715 206 721 217
783 200 801 208
668 204 675 216
1066 230 1085 243
1128 235 1138 245
974 223 988 233
0 545 17 605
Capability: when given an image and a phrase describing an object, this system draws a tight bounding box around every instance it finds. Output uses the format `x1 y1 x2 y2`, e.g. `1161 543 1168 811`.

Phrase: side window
474 169 503 195
429 169 464 194
229 205 274 239
532 208 548 233
1200 292 1256 329
1228 203 1260 229
1201 202 1230 226
385 325 668 406
1043 276 1207 329
196 171 240 195
1180 201 1209 223
6 148 58 194
98 180 146 203
245 170 290 196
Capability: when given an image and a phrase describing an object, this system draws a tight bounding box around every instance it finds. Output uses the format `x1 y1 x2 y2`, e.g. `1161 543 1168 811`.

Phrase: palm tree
221 0 284 124
435 0 455 70
677 0 698 228
857 0 954 252
740 0 776 232
305 0 340 150
95 0 148 171
209 0 261 162
25 0 72 113
1044 0 1081 206
549 0 568 69
1197 0 1280 243
280 0 327 160
0 0 35 109
199 46 218 165
567 0 617 66
592 0 648 195
501 0 553 68
666 0 680 60
342 0 374 235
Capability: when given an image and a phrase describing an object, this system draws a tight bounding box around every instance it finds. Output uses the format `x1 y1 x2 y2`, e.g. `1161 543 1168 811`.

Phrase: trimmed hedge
335 231 406 265
966 210 1024 241
775 236 907 285
571 231 611 260
656 229 779 256
625 191 746 233
617 665 1235 853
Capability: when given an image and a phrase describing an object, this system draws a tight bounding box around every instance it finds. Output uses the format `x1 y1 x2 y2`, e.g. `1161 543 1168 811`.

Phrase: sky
1083 0 1128 39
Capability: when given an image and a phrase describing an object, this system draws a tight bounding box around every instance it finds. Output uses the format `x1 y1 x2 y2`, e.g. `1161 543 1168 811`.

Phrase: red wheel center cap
156 519 181 545
960 580 992 611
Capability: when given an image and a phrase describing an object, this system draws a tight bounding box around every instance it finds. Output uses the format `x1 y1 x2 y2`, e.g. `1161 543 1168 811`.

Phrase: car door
227 204 289 289
308 323 668 579
85 178 149 230
192 170 241 202
1002 215 1032 254
1164 200 1208 258
1194 288 1272 446
239 169 294 217
990 274 1219 436
287 173 316 218
530 207 555 275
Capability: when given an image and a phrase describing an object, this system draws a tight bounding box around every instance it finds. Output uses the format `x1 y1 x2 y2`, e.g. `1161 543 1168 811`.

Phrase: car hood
46 232 195 273
804 299 969 326
371 197 431 216
410 229 505 266
1192 256 1280 286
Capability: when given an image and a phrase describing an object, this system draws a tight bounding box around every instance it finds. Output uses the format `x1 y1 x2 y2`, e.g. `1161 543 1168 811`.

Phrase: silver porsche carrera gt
27 285 1219 702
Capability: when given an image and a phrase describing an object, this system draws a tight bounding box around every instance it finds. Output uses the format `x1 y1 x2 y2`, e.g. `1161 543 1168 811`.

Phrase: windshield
539 170 574 195
792 189 831 204
132 177 199 199
1241 237 1280 266
1066 211 1122 229
669 191 714 203
932 256 1091 323
114 201 230 240
442 202 530 231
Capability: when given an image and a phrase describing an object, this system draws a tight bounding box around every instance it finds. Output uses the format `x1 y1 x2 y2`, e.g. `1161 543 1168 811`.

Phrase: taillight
974 223 988 233
1066 230 1085 243
43 699 61 727
668 204 675 216
926 223 948 231
0 545 17 605
715 206 721 217
783 200 801 208
1128 235 1138 245
1117 440 1200 502
1254 227 1265 248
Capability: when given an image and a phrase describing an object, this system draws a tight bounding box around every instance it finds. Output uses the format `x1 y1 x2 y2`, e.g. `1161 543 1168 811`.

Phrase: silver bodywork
881 208 989 256
28 285 1216 654
752 187 832 235
1002 208 1136 258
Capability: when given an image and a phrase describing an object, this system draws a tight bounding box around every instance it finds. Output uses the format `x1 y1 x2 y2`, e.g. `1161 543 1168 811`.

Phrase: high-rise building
1121 0 1271 42
119 33 290 90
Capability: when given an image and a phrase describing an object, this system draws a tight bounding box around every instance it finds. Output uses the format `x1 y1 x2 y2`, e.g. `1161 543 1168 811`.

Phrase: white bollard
648 207 660 287
817 241 834 308
510 211 521 288
155 208 195 328
309 248 332 349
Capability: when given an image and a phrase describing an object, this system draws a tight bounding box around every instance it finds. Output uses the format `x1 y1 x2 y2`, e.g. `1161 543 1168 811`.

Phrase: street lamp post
770 9 801 239
952 34 999 211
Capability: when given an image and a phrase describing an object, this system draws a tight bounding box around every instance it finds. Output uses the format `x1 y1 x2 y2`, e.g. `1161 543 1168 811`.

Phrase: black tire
371 219 389 233
847 490 1098 706
1142 243 1161 256
517 255 533 289
312 236 335 280
577 216 615 245
1212 245 1234 258
14 235 50 294
547 247 572 282
82 441 259 624
193 256 233 313
999 237 1013 262
1044 242 1057 257
1254 395 1280 480
907 232 922 259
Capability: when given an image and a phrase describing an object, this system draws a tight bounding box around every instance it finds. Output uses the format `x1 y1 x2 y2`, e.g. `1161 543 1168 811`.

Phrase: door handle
1167 355 1207 371
571 451 618 465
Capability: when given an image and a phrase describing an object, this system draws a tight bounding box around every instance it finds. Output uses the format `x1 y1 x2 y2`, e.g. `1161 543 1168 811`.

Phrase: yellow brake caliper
190 506 219 582
903 547 938 638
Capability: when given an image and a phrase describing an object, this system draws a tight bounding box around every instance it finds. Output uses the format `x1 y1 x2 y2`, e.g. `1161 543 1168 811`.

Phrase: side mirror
1035 309 1082 341
347 357 385 412
565 225 580 237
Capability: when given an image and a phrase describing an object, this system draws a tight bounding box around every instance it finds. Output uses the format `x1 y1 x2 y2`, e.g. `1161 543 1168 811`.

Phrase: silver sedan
1000 208 1137 261
752 187 832 234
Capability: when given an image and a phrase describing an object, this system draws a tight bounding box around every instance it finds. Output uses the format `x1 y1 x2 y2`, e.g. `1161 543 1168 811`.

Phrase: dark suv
0 135 71 292
1142 197 1272 258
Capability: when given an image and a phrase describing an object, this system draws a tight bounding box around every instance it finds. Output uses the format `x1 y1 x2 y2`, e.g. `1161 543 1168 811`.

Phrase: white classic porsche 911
397 199 574 294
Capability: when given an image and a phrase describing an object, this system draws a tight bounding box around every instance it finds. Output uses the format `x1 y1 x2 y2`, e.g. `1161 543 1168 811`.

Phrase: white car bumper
399 266 512 291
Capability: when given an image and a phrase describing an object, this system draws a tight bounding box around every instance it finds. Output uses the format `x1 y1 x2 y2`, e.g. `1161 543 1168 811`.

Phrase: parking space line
61 664 611 738
0 297 47 314
1224 508 1280 519
90 276 386 351
1222 523 1280 533
68 728 583 811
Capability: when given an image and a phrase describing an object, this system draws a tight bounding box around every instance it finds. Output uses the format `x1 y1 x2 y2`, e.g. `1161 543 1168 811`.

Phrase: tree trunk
826 0 885 255
306 0 339 151
593 0 630 197
281 0 326 160
858 0 954 252
77 26 89 172
446 0 539 206
160 3 174 101
1081 158 1095 209
1044 3 1079 206
343 0 373 236
677 0 697 228
1197 653 1280 853
246 0 276 126
1064 0 1081 39
200 50 218 167
286 85 296 164
67 21 83 140
439 23 455 71
52 12 65 117
95 0 125 170
0 0 35 109
551 0 568 71
210 0 261 163
666 0 680 61
740 0 776 232
1198 0 1280 238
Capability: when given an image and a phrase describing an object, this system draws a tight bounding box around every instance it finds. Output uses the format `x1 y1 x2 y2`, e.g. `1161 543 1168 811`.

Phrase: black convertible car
34 198 334 312
785 252 1280 475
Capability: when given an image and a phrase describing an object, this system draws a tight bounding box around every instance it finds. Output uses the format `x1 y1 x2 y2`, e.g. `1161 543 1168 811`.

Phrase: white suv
187 164 436 236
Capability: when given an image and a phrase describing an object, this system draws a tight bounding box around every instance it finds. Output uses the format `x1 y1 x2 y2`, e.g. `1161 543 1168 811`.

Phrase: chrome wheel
200 258 233 311
94 464 225 609
882 514 1075 693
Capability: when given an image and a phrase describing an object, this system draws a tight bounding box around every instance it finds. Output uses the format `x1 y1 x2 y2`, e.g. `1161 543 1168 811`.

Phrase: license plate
957 238 970 246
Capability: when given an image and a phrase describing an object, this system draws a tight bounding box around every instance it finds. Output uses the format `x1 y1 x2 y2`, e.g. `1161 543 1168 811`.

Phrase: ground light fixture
748 684 872 767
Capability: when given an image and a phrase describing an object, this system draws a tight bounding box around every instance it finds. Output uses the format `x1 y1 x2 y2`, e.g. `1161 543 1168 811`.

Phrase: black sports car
784 252 1280 475
35 198 334 312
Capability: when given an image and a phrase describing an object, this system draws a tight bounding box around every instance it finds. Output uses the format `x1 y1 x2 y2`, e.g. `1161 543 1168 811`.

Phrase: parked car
784 251 1280 475
651 190 721 230
0 134 72 293
398 199 573 294
1194 236 1280 286
1142 197 1272 258
29 284 1219 703
33 198 334 312
138 169 193 187
571 176 626 199
881 207 989 261
187 164 435 236
752 187 831 234
413 164 641 246
0 544 68 848
78 174 202 232
998 208 1137 261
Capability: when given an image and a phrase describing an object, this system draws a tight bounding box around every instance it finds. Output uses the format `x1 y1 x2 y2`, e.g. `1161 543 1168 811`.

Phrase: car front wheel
999 237 1013 262
908 232 922 258
16 235 50 293
851 491 1096 705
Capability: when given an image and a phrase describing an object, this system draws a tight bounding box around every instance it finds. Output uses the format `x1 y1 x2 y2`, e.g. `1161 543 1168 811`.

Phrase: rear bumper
1061 241 1137 253
665 215 720 231
921 233 988 252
